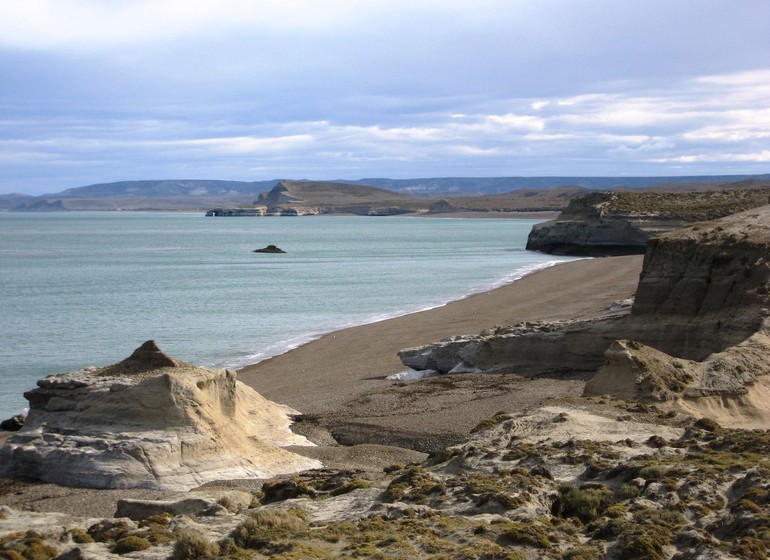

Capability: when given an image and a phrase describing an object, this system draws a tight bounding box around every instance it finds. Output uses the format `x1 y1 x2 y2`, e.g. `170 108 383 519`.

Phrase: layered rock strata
402 206 770 426
526 189 770 256
0 341 321 490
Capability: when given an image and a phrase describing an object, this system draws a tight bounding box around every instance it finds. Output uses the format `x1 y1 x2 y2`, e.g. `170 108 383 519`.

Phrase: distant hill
4 174 770 212
53 179 278 198
349 174 770 196
0 193 36 210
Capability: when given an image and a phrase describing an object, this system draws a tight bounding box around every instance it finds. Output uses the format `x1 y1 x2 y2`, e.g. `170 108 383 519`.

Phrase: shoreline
238 254 644 445
223 258 571 371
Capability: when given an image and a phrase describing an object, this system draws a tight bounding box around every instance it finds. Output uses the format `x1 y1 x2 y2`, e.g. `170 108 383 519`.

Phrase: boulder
114 490 253 519
0 341 321 490
0 414 25 431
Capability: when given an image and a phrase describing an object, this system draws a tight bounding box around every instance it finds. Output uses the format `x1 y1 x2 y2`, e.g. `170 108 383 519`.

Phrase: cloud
1 2 769 193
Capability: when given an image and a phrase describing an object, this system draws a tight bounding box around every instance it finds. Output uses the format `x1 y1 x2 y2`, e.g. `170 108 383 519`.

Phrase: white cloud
180 134 314 154
652 151 770 164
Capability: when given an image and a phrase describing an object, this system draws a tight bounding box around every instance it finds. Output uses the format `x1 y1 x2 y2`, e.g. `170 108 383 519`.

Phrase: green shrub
616 484 640 501
620 526 672 560
112 536 152 554
555 484 612 523
498 522 551 549
230 509 308 550
87 519 134 543
170 529 220 560
67 528 94 544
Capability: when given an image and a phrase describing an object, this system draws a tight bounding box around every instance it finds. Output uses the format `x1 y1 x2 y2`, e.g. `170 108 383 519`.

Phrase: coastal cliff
526 189 770 256
403 205 770 426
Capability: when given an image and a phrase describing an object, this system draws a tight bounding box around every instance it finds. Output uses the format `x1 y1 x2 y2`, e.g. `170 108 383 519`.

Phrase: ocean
0 212 571 418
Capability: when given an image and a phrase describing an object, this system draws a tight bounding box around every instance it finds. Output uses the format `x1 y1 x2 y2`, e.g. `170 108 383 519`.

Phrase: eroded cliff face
526 189 770 256
402 206 770 426
0 341 321 490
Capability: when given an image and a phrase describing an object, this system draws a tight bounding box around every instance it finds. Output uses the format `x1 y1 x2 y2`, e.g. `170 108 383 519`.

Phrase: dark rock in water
0 414 25 431
254 244 286 253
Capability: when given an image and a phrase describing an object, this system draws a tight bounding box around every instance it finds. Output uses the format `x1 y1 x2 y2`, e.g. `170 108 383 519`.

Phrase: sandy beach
239 254 644 449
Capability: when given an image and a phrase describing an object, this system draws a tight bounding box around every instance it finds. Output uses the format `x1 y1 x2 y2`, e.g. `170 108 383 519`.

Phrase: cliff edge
526 189 770 256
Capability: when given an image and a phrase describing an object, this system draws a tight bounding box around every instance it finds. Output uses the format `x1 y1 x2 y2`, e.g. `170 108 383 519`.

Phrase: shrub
229 509 308 550
68 528 94 544
0 531 58 560
87 519 134 543
616 484 640 501
498 521 551 549
555 484 612 523
620 526 672 560
112 536 152 554
261 478 315 503
170 529 220 560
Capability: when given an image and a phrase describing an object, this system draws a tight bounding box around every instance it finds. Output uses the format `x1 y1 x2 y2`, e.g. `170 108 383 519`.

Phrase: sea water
0 212 571 418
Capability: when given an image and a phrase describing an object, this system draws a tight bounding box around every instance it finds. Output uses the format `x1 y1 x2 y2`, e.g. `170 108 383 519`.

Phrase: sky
0 1 769 195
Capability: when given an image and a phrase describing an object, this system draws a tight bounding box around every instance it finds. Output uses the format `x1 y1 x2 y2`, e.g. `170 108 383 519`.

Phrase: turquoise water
0 212 570 418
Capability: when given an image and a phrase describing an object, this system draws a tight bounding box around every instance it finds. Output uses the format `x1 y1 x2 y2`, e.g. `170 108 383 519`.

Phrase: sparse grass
555 484 612 523
497 521 552 549
169 529 220 560
229 508 309 552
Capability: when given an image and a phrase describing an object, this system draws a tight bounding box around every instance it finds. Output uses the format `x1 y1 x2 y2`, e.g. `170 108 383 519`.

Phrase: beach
239 254 644 449
0 254 644 517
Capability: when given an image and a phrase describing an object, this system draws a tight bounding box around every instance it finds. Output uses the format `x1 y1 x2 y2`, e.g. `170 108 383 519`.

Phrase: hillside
4 174 770 213
208 180 430 216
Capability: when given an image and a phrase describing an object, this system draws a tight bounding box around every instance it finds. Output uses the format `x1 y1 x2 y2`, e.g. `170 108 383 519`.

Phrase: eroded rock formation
526 189 770 256
0 341 321 490
402 205 770 427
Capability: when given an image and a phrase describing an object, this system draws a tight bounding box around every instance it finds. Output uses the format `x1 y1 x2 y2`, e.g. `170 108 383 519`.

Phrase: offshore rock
526 189 770 256
0 341 321 490
253 244 286 253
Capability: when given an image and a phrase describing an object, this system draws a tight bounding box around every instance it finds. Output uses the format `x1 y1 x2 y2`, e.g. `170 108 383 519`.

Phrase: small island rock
254 244 286 253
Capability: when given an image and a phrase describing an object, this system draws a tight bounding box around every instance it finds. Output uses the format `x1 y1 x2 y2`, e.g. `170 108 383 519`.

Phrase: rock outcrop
253 244 286 253
402 205 770 427
526 189 770 256
0 341 321 490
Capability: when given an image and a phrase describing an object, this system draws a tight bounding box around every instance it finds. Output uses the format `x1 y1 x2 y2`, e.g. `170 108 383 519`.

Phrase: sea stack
0 341 320 490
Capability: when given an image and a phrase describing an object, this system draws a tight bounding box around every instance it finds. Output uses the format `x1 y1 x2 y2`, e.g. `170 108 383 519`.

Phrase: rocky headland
403 204 770 429
526 188 770 255
3 203 770 559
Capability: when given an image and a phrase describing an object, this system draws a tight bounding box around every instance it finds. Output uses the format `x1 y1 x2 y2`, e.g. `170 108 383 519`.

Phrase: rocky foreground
2 204 770 559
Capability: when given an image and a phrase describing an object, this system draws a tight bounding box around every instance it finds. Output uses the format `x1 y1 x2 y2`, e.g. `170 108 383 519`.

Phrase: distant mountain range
2 174 769 212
